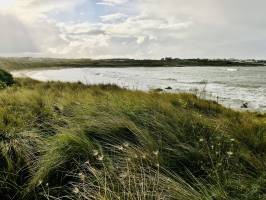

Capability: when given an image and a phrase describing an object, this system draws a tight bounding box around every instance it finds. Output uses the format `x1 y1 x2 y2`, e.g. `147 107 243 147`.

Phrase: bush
0 69 14 86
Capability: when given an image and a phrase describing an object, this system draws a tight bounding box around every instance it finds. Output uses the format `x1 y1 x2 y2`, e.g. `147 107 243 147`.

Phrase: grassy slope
0 78 265 200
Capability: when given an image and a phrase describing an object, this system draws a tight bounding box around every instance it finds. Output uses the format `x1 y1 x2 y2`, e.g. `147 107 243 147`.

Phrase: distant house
161 57 173 61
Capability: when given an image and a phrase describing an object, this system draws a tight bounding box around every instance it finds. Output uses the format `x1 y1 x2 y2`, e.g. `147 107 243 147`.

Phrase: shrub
0 69 14 86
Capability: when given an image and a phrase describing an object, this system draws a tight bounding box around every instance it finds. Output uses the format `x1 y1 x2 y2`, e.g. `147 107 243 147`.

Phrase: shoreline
12 67 266 113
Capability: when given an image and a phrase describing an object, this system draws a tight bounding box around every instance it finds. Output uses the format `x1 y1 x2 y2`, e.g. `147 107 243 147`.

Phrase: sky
0 0 265 59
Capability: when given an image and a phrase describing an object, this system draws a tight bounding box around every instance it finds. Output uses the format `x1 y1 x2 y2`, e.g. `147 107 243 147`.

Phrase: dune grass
0 78 265 200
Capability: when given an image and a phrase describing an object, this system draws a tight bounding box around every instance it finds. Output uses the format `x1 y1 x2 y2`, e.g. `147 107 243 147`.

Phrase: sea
12 66 266 112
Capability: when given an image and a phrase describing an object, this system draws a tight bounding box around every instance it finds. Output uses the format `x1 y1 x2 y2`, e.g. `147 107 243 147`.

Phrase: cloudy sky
0 0 265 59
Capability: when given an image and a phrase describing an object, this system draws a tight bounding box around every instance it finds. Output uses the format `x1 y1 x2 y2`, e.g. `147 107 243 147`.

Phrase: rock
241 102 248 108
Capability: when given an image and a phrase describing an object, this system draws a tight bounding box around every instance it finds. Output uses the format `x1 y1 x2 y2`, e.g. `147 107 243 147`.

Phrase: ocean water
12 67 266 112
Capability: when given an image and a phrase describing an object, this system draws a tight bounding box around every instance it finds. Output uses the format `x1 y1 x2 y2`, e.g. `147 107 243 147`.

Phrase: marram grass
0 78 265 200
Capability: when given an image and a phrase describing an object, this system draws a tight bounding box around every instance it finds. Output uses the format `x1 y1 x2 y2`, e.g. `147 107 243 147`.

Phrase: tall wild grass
0 78 265 199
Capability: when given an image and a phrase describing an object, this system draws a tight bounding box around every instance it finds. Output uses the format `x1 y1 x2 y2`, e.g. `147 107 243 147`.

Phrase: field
0 75 265 199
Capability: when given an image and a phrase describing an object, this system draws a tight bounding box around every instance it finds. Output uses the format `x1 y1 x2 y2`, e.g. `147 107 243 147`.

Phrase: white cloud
136 36 146 44
101 13 127 22
4 0 85 22
0 13 37 54
16 0 84 12
97 0 128 6
0 0 266 58
0 0 85 56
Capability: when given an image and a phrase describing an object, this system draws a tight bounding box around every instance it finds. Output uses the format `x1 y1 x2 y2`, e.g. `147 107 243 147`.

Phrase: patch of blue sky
47 1 98 23
47 0 139 23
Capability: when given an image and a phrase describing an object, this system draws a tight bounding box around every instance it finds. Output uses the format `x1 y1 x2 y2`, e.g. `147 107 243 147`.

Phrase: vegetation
0 69 14 87
0 76 265 200
0 57 265 71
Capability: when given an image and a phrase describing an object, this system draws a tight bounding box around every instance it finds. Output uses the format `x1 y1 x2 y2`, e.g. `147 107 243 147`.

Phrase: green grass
0 78 265 200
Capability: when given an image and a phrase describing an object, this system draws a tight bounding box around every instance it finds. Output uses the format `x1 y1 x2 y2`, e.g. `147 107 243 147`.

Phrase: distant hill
0 57 265 71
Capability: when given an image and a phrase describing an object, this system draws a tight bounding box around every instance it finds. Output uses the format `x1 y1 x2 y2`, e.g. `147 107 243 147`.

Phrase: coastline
11 67 266 113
